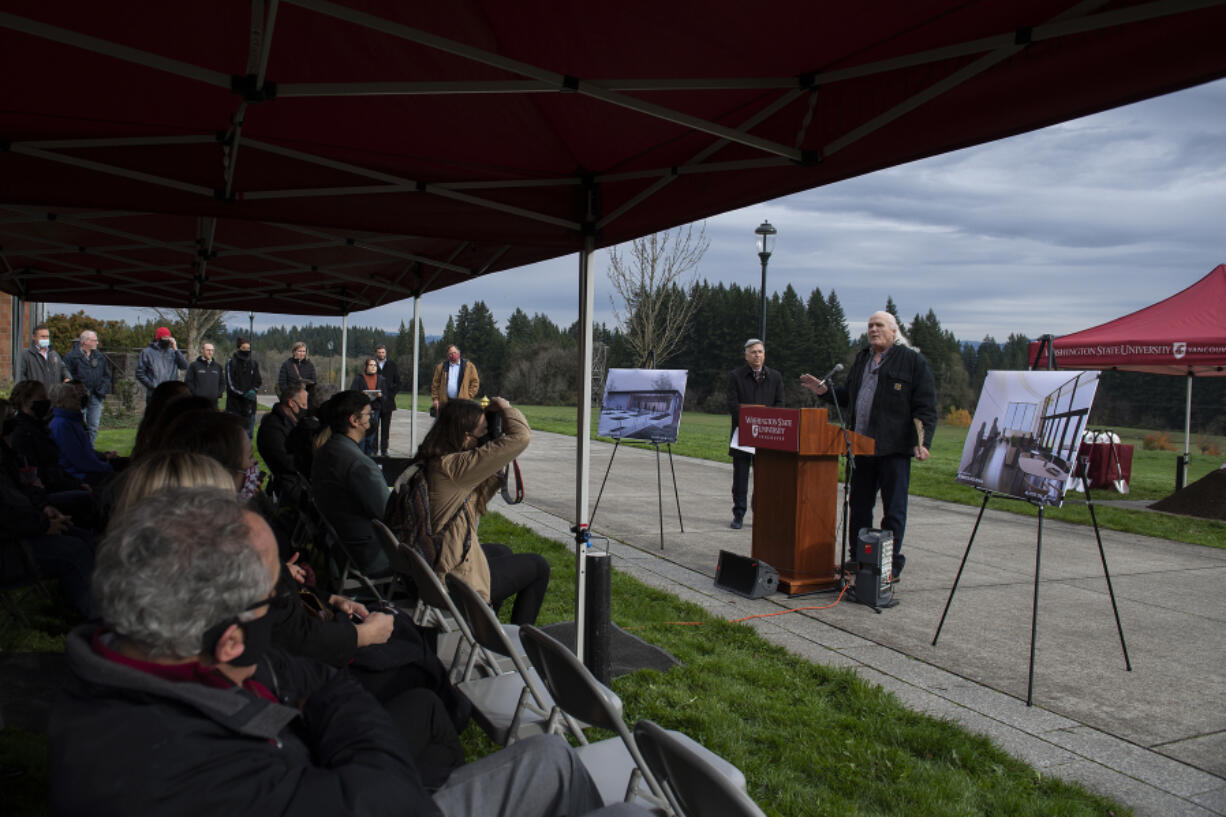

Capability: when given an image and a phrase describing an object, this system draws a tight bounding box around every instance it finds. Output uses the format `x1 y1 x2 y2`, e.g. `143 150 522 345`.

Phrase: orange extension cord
629 570 854 629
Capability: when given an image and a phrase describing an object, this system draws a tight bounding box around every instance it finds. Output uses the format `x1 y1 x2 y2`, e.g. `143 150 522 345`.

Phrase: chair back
445 574 522 661
519 624 624 732
633 720 765 817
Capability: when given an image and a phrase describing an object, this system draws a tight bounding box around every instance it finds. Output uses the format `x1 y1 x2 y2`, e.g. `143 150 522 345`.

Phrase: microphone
820 362 844 385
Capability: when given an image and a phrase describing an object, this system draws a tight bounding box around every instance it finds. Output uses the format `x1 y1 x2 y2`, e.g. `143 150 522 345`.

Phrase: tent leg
1183 374 1192 488
574 236 596 663
340 313 349 388
411 295 420 455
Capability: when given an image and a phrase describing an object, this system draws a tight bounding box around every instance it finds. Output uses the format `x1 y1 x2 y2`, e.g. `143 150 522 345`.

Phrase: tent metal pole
1184 374 1192 487
411 295 420 454
574 236 596 663
340 313 348 387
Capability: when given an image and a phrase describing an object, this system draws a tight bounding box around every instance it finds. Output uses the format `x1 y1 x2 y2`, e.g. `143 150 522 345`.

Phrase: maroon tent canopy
3 1 1226 313
1029 264 1226 481
1029 264 1226 376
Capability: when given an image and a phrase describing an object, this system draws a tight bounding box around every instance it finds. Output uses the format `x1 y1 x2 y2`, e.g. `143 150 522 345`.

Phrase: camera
480 408 503 445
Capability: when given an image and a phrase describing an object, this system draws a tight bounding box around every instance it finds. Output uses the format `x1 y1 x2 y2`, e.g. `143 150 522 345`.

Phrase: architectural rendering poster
956 370 1100 507
598 369 688 444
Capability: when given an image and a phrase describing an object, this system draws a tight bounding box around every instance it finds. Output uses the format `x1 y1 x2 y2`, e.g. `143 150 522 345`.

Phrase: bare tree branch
607 223 709 367
151 307 229 359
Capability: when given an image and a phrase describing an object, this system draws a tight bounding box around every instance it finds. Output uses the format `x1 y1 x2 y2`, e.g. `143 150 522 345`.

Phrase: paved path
385 410 1226 817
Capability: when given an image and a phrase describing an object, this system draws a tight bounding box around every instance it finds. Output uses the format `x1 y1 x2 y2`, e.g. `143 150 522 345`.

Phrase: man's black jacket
826 345 937 457
725 364 785 434
50 626 437 817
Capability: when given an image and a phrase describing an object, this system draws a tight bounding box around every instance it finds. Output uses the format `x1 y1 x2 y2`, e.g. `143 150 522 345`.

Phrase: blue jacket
49 407 113 479
64 345 112 399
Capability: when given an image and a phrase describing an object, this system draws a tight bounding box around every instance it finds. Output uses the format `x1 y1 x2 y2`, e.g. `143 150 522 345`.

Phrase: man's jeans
85 394 103 446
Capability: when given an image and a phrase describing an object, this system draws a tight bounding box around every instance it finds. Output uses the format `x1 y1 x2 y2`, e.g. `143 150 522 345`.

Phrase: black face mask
31 399 52 420
227 613 274 667
236 349 251 360
158 338 171 350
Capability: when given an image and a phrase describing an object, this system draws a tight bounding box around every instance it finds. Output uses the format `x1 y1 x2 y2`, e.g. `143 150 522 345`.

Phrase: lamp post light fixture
755 220 777 342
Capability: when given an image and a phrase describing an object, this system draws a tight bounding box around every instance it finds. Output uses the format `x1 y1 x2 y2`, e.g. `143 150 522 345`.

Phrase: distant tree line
41 299 1225 436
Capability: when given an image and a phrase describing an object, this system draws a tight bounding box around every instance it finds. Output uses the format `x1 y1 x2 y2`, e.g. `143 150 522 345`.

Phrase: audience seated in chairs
48 382 124 488
0 398 95 619
414 397 550 626
50 487 644 817
111 452 471 787
8 380 98 529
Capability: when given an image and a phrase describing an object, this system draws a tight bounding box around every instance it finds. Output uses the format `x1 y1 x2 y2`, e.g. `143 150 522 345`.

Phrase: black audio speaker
853 528 895 607
714 550 779 599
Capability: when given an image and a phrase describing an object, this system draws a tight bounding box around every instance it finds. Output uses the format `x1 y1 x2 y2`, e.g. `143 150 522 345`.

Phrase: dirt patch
1149 468 1226 520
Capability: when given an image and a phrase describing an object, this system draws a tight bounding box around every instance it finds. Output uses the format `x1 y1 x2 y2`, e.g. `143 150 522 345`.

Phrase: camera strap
499 459 524 505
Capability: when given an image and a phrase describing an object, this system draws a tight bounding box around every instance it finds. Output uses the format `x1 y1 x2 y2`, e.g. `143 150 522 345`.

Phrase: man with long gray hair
802 310 937 579
50 487 639 817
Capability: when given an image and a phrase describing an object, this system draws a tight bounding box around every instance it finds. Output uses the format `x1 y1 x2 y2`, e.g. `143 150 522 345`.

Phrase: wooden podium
738 406 873 594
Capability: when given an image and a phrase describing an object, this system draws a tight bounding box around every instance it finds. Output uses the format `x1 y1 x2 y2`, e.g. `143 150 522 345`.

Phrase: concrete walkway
386 410 1226 817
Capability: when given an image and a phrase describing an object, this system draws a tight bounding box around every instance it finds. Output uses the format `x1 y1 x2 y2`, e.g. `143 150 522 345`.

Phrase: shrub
944 407 972 428
1142 431 1176 451
1196 435 1222 456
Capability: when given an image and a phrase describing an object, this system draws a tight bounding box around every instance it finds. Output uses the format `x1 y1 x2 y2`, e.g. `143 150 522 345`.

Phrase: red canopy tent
1029 264 1226 481
5 1 1226 654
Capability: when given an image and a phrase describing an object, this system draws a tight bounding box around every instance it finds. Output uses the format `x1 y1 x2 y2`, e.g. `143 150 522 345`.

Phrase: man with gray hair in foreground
49 487 647 817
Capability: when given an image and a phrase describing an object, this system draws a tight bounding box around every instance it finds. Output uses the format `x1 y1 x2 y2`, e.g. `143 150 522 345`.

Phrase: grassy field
462 512 1129 817
515 405 1226 549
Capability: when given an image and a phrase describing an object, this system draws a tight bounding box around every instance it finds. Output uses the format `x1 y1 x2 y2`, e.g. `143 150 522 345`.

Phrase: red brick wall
1 298 35 387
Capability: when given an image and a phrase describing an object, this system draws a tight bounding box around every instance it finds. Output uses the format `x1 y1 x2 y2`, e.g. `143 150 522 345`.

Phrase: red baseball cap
155 327 171 339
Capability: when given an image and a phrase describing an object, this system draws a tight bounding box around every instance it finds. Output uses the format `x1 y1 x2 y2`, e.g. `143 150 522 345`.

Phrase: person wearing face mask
311 391 391 576
134 327 188 402
224 338 263 439
349 357 385 456
8 380 93 494
17 324 71 393
184 342 226 407
257 379 310 506
430 344 479 417
51 487 624 817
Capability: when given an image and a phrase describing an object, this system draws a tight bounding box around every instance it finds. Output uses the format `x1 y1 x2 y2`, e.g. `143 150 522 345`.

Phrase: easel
932 454 1132 706
590 436 684 550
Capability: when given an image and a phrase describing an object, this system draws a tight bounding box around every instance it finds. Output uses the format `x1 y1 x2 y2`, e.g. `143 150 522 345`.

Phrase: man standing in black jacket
725 338 785 530
802 311 937 579
374 344 400 456
225 338 262 438
185 342 226 407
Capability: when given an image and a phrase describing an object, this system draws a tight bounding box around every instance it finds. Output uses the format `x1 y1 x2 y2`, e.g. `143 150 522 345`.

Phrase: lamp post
327 340 334 384
248 311 255 344
755 221 777 342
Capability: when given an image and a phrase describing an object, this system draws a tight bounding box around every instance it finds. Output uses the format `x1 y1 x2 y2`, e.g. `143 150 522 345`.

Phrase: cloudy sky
55 78 1226 346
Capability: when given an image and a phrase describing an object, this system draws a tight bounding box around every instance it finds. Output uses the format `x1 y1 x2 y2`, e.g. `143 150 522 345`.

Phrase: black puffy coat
50 626 438 817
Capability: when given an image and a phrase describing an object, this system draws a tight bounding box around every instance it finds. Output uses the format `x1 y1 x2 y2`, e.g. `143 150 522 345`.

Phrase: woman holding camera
415 397 550 625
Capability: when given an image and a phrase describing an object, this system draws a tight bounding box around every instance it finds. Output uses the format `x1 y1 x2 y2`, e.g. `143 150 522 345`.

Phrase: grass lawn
516 405 1226 549
467 512 1128 817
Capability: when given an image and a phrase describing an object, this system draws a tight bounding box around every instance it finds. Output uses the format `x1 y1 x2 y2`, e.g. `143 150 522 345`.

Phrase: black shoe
730 517 743 530
891 554 906 581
